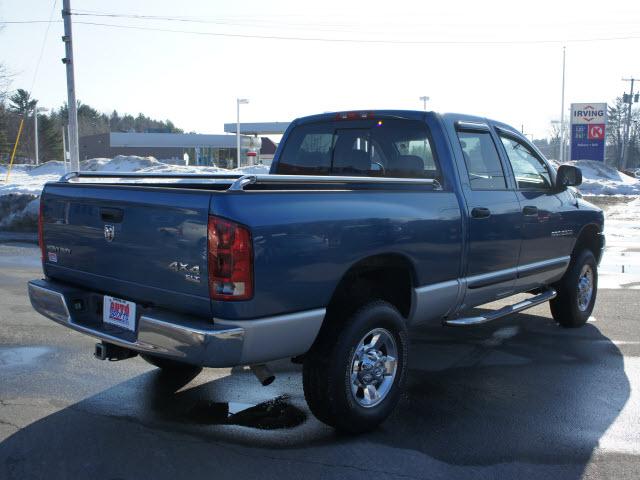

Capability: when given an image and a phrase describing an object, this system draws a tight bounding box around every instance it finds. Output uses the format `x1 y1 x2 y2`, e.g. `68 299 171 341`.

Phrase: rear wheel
140 354 203 375
303 301 408 433
550 249 597 328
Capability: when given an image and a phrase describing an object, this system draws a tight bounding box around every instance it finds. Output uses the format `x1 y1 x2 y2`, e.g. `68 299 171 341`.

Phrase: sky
1 0 639 139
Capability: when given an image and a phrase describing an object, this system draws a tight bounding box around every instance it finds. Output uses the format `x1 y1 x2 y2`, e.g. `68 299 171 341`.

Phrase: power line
67 10 640 30
1 20 61 24
28 0 58 97
3 18 640 45
70 21 640 46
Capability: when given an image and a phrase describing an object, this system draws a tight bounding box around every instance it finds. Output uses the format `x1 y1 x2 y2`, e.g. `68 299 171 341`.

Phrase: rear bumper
28 279 325 368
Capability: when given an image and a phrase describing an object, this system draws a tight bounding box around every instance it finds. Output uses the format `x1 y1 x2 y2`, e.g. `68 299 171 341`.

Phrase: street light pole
621 77 637 170
61 125 67 171
34 101 39 166
236 98 248 169
419 96 430 111
34 104 48 166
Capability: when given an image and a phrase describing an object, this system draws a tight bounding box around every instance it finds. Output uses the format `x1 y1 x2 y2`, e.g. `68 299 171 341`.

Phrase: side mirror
556 165 582 189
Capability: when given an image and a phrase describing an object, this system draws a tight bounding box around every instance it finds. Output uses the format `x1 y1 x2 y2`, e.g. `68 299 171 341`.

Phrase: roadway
1 242 638 479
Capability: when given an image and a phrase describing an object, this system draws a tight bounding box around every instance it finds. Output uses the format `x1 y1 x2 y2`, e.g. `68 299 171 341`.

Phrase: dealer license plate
103 295 137 332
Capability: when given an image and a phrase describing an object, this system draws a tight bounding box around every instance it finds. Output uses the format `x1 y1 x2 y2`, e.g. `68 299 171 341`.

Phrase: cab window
500 136 552 190
456 130 507 190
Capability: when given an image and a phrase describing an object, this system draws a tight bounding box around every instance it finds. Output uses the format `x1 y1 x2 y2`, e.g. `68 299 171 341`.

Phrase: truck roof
291 110 520 136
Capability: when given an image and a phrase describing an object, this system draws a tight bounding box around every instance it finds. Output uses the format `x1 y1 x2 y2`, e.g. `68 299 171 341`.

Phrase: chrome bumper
27 279 325 368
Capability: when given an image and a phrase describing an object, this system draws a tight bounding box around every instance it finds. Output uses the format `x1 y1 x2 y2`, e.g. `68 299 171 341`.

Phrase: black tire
140 353 203 375
303 300 408 433
550 249 598 328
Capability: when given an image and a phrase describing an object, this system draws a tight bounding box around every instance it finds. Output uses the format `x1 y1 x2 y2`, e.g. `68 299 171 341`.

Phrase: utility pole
62 0 80 172
621 77 638 170
559 46 566 163
419 96 430 111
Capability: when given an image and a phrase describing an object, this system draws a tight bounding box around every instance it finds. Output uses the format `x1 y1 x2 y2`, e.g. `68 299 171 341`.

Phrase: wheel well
326 254 414 321
573 224 602 263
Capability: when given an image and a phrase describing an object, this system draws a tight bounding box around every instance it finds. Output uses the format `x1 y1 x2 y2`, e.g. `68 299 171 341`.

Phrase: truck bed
40 173 458 322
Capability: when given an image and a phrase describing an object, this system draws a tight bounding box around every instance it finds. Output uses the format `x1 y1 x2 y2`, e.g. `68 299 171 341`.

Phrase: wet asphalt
1 242 639 479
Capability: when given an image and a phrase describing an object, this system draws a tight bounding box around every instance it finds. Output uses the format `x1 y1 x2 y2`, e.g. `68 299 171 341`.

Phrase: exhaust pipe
94 342 137 361
250 364 275 386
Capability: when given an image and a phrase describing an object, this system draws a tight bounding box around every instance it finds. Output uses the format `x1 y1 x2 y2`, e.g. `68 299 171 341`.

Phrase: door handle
471 207 491 219
100 207 124 223
522 205 538 216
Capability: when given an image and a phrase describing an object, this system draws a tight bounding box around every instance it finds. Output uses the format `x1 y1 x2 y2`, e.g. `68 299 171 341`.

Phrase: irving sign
570 103 607 161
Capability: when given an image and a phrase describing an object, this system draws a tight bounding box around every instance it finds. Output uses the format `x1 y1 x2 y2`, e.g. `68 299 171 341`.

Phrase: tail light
335 111 374 120
38 199 45 262
207 216 253 301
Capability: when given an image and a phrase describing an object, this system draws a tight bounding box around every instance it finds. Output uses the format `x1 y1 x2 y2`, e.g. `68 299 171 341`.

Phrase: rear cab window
455 129 507 190
276 118 441 181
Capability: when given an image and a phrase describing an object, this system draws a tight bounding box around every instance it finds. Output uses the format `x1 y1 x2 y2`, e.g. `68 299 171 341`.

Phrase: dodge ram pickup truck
28 110 604 432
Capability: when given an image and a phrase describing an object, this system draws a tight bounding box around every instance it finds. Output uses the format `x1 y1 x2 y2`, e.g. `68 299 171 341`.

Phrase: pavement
1 242 638 479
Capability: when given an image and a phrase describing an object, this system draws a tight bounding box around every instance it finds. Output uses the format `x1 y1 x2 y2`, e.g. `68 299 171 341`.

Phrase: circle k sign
588 124 605 140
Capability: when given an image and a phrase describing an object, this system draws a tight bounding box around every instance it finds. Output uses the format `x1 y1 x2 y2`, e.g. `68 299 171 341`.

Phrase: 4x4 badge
104 224 115 242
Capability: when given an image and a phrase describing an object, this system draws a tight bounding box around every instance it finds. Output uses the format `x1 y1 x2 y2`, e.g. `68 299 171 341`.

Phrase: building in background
79 132 277 168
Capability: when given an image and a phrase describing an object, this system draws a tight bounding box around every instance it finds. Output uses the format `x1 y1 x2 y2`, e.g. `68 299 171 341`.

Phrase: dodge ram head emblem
104 224 115 242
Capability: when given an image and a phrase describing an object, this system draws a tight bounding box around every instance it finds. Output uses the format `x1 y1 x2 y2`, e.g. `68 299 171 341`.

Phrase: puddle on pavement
0 346 51 367
186 395 306 430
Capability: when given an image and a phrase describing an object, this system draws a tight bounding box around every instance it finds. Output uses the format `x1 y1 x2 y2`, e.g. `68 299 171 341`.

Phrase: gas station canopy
224 122 290 135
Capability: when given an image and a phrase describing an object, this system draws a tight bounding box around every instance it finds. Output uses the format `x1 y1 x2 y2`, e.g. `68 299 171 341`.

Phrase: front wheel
303 301 408 433
550 249 598 328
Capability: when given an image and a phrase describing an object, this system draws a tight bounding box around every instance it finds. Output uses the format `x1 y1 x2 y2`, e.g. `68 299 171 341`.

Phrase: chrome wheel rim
349 328 398 408
577 264 594 312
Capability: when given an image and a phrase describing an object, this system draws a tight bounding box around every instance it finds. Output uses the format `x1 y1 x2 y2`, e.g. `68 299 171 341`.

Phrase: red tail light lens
38 199 45 262
207 216 253 301
335 111 375 120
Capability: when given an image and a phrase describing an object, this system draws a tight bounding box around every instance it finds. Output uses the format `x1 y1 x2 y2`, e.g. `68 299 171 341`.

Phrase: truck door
496 130 574 290
453 122 522 308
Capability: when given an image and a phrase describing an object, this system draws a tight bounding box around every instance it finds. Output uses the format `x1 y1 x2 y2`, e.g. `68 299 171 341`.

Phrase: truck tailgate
41 183 212 317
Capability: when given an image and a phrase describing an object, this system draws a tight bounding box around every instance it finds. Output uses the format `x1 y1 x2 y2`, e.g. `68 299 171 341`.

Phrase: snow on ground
598 197 640 289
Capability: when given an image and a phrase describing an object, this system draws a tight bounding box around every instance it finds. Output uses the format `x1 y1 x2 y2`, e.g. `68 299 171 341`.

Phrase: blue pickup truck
29 110 604 432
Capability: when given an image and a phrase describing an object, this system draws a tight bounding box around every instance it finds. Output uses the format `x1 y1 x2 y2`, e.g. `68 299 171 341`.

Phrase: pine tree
8 89 36 114
38 114 63 161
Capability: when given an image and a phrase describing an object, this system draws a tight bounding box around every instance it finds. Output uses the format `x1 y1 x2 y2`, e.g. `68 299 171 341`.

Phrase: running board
444 288 557 327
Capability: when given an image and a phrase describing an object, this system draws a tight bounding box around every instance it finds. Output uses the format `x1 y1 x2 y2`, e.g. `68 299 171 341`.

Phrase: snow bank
0 163 65 195
0 155 269 196
571 160 640 195
0 156 270 230
0 194 38 231
550 160 640 196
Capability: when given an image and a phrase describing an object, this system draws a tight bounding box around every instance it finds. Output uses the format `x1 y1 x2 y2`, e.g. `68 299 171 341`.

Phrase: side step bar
444 288 557 327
